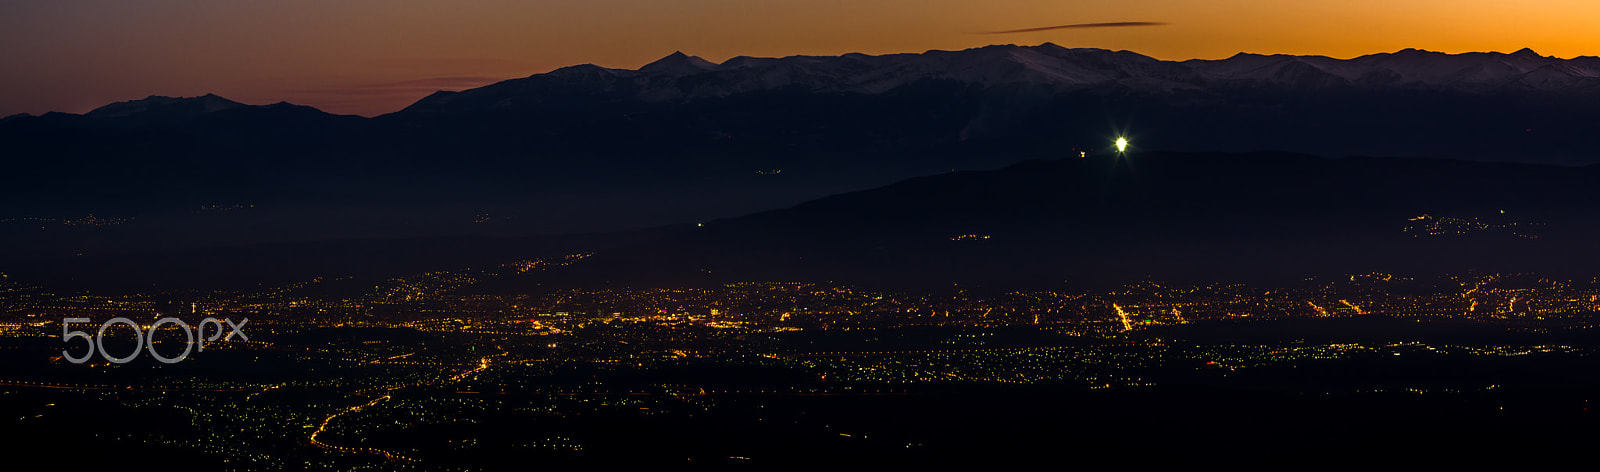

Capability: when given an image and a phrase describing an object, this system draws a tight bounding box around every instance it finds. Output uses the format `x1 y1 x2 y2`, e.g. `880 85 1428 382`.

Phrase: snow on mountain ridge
404 45 1600 113
85 93 245 119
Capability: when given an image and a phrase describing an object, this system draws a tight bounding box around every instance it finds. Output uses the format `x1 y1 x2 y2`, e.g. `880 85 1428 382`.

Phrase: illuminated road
1339 299 1366 315
309 394 415 462
449 354 496 383
1112 303 1133 331
355 352 506 395
316 351 506 462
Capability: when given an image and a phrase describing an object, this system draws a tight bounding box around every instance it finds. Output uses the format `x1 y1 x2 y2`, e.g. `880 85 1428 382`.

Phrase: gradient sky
3 0 1597 117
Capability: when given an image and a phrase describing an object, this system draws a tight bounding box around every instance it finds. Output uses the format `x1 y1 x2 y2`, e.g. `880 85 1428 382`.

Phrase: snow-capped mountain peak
639 51 720 76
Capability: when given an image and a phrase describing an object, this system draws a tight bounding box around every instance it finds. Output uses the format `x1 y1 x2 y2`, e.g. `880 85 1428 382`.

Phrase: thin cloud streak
273 76 507 116
358 77 504 89
285 76 504 95
978 22 1168 34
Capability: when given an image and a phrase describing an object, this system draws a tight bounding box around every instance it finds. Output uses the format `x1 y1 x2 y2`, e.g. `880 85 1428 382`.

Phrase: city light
1115 137 1129 154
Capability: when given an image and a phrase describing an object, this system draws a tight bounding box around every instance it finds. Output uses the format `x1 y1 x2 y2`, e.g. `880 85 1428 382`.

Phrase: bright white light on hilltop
1115 137 1129 153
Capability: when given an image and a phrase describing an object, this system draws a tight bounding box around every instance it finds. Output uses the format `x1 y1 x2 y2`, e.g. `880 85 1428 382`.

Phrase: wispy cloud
274 76 508 116
289 76 504 95
360 76 504 89
365 58 536 71
977 22 1168 34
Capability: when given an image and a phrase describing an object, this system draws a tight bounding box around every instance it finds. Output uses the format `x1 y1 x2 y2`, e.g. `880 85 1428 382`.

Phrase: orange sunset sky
3 0 1597 117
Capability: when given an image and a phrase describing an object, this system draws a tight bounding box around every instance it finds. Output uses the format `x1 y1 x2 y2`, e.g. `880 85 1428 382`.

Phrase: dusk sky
4 0 1597 117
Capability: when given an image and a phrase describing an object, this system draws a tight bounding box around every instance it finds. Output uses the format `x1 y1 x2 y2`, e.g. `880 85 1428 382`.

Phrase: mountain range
3 43 1600 287
396 44 1600 163
409 45 1600 107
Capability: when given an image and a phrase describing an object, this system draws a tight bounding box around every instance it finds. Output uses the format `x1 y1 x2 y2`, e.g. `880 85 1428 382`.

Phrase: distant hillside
546 151 1600 289
11 152 1600 292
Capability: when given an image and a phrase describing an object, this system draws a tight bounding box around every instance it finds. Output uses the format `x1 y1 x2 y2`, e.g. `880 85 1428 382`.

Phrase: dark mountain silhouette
390 44 1600 164
3 44 1600 263
636 51 720 76
83 93 246 125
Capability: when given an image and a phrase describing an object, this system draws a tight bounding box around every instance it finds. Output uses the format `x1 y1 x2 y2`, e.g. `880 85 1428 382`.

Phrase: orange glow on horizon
2 0 1597 117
